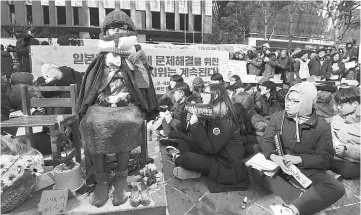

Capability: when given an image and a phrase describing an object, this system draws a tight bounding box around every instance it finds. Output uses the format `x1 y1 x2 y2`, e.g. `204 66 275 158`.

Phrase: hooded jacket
308 55 332 79
261 82 334 176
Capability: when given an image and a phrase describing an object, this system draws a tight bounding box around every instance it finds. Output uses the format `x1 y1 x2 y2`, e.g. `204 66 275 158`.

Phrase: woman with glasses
249 82 345 215
331 87 360 179
166 84 250 191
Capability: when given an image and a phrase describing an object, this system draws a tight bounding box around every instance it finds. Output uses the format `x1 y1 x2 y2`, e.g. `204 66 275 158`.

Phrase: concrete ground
159 144 360 215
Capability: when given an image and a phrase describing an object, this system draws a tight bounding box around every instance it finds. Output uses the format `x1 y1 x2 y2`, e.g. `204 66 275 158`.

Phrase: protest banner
30 46 229 94
144 49 229 94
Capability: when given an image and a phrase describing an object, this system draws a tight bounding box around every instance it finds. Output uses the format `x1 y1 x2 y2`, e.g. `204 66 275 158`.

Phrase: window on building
180 14 188 31
43 6 50 25
166 13 175 30
194 15 202 31
152 12 160 29
26 5 32 25
9 4 15 25
105 8 113 15
140 11 146 29
123 9 131 18
73 7 79 25
57 6 66 25
89 7 99 26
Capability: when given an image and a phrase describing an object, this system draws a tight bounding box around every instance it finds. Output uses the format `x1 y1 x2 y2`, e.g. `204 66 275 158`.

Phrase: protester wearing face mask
250 82 345 215
331 87 360 179
308 48 332 79
158 74 183 109
165 84 250 192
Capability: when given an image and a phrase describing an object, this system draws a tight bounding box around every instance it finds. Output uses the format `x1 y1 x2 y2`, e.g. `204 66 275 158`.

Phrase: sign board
31 46 229 94
219 59 247 82
38 190 68 215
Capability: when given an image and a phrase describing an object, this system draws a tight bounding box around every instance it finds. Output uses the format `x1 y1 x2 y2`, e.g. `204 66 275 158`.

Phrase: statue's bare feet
90 173 109 207
112 170 129 206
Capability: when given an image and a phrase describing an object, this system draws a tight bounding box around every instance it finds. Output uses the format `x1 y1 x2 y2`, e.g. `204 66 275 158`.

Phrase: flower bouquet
1 135 44 213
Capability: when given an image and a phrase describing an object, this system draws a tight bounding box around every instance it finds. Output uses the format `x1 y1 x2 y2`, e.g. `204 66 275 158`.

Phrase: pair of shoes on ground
165 146 201 180
130 180 151 207
270 204 300 215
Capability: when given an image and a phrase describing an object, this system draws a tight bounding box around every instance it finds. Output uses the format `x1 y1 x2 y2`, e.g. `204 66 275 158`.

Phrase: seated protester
226 80 244 99
188 77 204 104
229 75 241 86
210 73 229 89
314 86 337 123
250 82 345 215
254 80 277 117
331 87 360 179
268 89 288 115
162 82 192 138
243 83 255 95
158 74 183 110
232 92 267 157
166 84 250 191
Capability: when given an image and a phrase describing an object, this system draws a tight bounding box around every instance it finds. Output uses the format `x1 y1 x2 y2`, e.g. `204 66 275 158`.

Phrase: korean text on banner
144 49 229 94
31 46 98 80
30 46 229 94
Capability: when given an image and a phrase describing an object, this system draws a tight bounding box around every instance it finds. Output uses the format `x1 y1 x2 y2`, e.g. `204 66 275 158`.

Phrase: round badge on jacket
213 127 220 135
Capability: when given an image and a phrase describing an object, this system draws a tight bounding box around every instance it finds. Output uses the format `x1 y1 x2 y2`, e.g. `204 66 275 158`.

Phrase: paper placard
38 190 68 215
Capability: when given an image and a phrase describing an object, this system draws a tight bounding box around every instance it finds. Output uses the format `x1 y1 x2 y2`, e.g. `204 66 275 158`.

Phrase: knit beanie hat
192 77 204 87
102 9 137 35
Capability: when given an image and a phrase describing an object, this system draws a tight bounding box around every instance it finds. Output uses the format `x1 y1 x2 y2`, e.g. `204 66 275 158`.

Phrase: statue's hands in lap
108 93 130 107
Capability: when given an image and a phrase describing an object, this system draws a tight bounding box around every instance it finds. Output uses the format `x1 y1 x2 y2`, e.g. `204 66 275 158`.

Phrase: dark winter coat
1 50 13 77
308 55 332 79
247 55 263 76
262 55 279 80
189 118 249 186
261 110 334 177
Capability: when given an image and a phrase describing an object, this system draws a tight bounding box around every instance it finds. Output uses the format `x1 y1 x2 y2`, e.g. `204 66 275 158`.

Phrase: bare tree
311 0 361 41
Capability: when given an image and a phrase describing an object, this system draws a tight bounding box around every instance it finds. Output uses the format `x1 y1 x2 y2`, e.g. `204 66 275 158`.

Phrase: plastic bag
1 135 44 190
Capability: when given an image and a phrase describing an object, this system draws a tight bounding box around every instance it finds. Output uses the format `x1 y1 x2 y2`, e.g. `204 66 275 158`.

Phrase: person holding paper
331 87 360 179
167 84 250 191
329 51 345 80
250 82 345 215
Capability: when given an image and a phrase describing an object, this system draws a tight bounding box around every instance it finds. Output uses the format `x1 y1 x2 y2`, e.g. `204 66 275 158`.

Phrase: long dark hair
206 84 240 130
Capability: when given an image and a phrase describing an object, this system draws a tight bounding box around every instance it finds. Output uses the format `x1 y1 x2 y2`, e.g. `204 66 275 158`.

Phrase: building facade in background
1 0 213 43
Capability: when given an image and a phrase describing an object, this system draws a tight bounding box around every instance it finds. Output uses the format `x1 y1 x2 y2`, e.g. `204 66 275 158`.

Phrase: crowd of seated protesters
156 70 359 214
